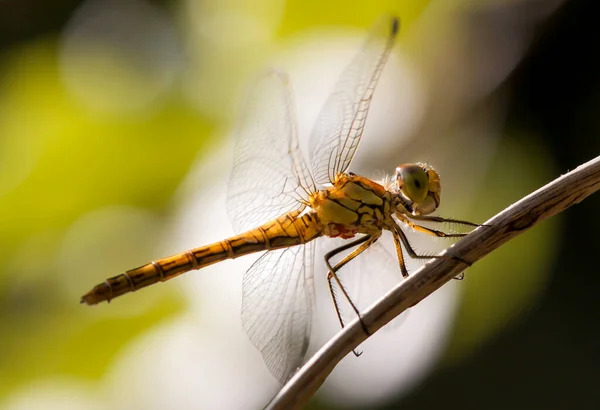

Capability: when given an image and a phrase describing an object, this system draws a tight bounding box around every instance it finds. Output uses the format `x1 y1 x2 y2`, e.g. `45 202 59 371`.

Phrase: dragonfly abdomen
80 210 321 305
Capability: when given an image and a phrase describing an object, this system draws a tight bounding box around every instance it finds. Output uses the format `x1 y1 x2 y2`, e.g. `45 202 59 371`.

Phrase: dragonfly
81 16 479 383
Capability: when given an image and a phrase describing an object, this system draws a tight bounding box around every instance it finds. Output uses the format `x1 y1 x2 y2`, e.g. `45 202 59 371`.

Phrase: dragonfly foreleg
393 224 445 261
393 223 471 278
406 214 483 228
397 214 469 238
324 234 380 355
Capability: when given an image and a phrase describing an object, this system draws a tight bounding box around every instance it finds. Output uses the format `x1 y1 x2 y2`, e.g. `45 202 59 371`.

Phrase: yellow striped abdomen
81 210 322 305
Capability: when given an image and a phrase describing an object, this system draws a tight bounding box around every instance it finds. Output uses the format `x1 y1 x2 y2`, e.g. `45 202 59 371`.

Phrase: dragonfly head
395 163 441 215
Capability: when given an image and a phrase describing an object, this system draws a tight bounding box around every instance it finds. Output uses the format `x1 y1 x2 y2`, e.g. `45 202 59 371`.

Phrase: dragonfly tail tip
80 291 100 305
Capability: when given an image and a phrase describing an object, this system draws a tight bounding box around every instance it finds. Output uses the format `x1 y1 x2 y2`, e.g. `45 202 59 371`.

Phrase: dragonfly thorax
307 163 442 240
309 173 398 239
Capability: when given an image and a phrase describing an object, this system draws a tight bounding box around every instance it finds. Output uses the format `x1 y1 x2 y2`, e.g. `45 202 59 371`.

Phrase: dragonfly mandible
81 16 479 383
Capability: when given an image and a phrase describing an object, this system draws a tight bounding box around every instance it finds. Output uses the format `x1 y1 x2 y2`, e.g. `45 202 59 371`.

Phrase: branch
265 155 600 410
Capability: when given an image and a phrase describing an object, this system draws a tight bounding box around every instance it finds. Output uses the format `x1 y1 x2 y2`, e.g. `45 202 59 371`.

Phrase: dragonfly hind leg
324 233 380 356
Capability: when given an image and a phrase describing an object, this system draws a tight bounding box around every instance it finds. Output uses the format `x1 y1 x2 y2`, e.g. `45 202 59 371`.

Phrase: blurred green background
0 0 599 409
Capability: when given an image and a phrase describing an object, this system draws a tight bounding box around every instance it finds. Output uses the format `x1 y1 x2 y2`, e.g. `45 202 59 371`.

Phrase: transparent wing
241 242 315 383
309 16 399 185
227 71 316 234
328 233 408 329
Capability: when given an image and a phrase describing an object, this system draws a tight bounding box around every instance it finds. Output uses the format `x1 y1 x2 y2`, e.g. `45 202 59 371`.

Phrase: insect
82 16 478 383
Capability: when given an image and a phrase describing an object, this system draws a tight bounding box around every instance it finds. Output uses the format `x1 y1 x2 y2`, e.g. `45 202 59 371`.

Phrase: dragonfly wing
227 71 316 234
309 17 399 185
241 242 315 383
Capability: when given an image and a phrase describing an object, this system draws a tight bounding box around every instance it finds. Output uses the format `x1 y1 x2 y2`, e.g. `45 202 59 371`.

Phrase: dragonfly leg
397 215 474 269
397 214 468 238
394 224 471 277
393 224 444 260
405 215 489 271
324 234 380 354
407 214 483 228
391 229 409 278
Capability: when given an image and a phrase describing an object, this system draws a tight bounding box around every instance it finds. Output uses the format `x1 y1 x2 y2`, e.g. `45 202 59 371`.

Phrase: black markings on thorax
332 178 390 222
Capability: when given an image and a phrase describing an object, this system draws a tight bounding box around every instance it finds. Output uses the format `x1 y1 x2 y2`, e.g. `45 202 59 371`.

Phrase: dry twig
266 155 600 410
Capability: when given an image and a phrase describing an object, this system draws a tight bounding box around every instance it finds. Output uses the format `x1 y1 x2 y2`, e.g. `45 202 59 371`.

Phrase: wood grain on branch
266 155 600 410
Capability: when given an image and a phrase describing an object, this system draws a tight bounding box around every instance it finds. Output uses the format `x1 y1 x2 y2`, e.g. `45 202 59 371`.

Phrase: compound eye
396 164 429 203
